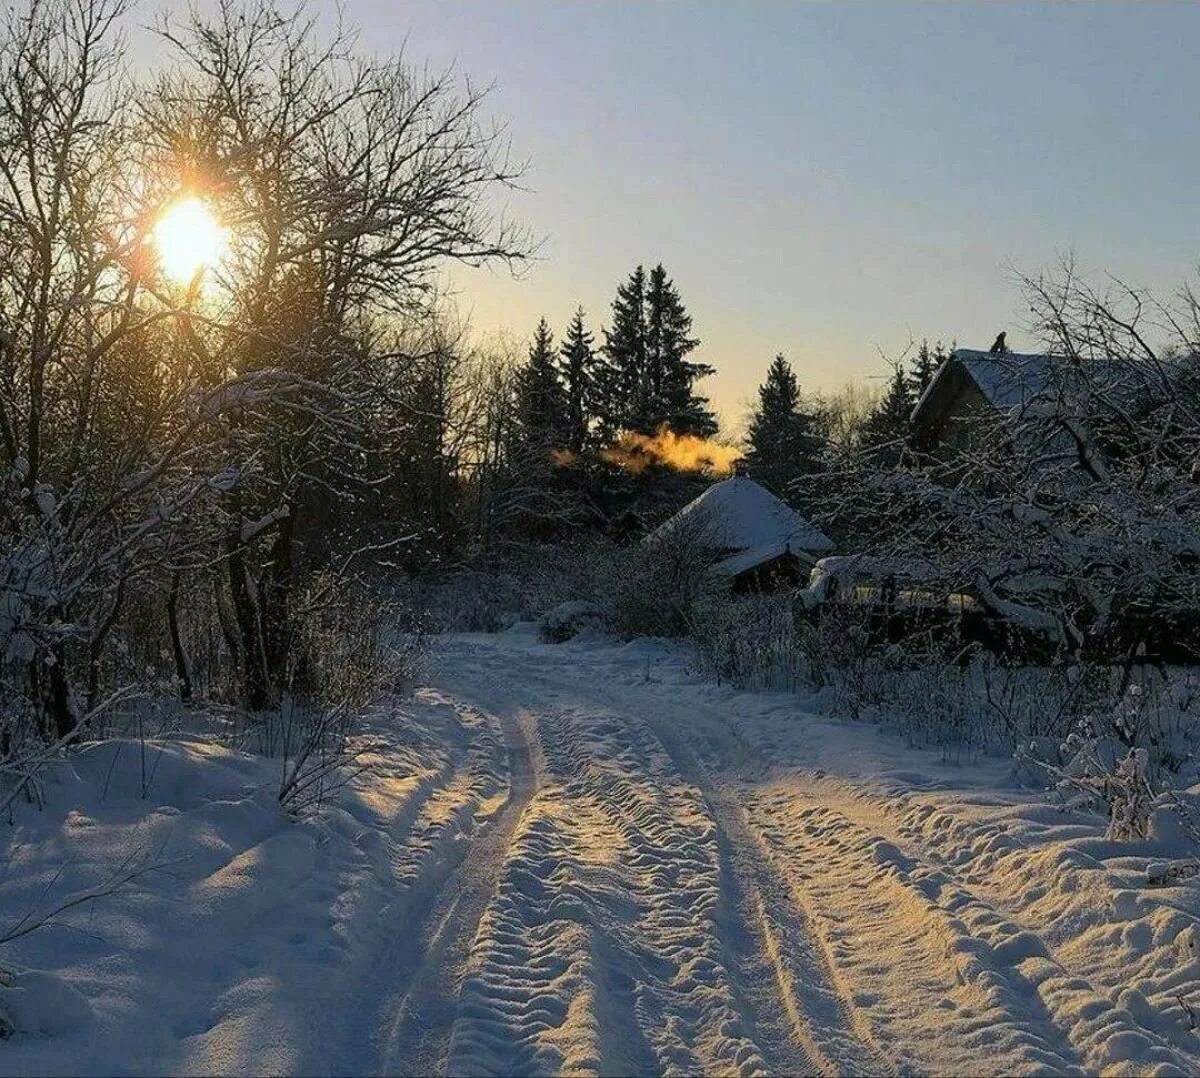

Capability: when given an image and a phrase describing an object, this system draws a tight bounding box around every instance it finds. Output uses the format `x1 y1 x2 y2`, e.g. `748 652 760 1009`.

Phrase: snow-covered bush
293 577 427 708
414 530 721 643
688 592 811 692
539 601 604 643
410 537 627 633
1008 667 1200 838
792 596 1200 775
607 523 725 640
154 580 425 816
272 697 368 816
1025 731 1157 840
786 260 1200 803
415 569 525 633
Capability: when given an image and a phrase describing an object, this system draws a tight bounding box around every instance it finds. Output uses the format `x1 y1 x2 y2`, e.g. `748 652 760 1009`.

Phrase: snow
648 475 834 554
3 630 1200 1075
0 699 509 1075
955 349 1058 411
710 540 817 579
538 600 604 642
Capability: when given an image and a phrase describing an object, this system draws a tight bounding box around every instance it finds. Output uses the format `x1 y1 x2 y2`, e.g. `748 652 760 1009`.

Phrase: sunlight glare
153 196 227 284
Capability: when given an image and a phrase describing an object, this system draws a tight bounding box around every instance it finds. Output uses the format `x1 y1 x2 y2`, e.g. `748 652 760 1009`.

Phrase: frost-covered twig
0 845 170 953
0 686 138 819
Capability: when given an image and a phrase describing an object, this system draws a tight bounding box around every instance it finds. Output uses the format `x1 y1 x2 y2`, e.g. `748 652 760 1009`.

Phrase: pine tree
908 341 937 399
596 266 647 440
597 263 717 440
860 364 915 464
646 263 715 436
512 317 566 450
745 354 825 491
907 338 952 399
558 306 595 452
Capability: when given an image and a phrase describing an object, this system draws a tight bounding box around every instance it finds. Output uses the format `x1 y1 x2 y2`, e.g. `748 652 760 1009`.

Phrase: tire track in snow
616 685 896 1077
616 674 1101 1075
471 648 893 1077
773 779 1200 1074
504 648 1134 1075
300 691 516 1070
375 695 538 1077
447 678 767 1076
290 691 512 1076
754 790 1087 1075
301 687 535 1077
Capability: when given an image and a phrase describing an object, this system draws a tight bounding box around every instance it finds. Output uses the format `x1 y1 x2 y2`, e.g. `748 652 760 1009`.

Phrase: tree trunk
215 572 242 680
86 576 126 715
225 531 271 711
167 571 193 702
45 649 74 740
263 505 295 695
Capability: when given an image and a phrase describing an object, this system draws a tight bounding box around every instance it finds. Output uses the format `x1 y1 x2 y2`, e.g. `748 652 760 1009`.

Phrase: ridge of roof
649 474 834 553
911 347 1061 421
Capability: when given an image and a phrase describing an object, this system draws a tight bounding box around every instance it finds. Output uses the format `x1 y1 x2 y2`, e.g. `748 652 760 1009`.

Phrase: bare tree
0 0 225 740
132 1 531 710
0 0 532 751
814 259 1200 766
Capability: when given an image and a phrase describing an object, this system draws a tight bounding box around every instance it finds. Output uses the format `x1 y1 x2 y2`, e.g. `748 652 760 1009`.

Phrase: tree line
740 338 955 494
0 0 530 739
509 263 717 460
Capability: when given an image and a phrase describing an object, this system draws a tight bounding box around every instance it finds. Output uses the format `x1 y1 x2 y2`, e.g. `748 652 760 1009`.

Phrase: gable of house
911 349 1059 450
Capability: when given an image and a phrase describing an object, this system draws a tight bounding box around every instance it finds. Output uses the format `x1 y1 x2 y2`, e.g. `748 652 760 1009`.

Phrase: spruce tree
907 338 952 399
860 364 915 464
558 306 595 452
597 263 717 440
745 354 825 491
512 317 566 449
645 263 715 436
595 266 647 440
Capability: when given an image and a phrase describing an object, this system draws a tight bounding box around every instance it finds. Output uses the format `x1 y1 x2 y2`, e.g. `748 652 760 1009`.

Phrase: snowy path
347 629 1200 1078
5 626 1200 1076
376 699 538 1076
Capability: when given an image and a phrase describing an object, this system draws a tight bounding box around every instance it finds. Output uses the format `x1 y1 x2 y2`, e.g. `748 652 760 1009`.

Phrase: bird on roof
989 331 1008 355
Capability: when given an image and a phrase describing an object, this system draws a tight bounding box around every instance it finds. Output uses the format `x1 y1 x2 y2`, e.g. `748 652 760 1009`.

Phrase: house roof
912 349 1058 424
648 475 834 554
911 348 1168 441
711 540 820 579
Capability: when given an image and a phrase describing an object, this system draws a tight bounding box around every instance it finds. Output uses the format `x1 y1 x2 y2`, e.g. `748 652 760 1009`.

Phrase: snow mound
1 971 93 1037
0 693 489 1076
538 600 604 643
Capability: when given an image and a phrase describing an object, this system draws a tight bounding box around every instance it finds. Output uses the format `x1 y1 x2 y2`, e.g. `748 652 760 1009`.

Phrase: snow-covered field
3 626 1200 1076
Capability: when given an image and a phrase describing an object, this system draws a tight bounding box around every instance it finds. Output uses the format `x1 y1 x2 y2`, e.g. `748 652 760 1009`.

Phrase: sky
157 2 1200 429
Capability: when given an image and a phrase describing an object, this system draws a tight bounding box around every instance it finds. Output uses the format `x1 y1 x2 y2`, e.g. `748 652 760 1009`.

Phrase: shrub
538 601 604 643
688 592 811 692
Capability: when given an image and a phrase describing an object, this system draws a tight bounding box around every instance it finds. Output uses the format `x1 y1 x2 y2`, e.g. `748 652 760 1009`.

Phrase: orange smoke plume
601 426 742 475
550 448 578 467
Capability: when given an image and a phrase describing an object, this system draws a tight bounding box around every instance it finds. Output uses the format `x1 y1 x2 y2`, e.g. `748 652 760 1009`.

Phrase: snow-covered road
319 628 1200 1077
5 626 1200 1076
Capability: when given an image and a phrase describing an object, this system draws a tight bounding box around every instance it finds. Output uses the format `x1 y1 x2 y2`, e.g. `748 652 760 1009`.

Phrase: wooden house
910 348 1057 452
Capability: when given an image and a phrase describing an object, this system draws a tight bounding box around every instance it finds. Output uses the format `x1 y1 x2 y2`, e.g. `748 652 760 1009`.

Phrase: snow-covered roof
648 475 834 555
710 540 819 579
912 349 1058 422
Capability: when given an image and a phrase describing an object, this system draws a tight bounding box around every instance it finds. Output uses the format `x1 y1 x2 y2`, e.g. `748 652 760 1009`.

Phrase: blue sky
171 2 1200 425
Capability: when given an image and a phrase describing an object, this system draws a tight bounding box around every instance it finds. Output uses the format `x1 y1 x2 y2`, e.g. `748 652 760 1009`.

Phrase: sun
152 196 227 284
